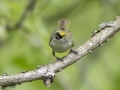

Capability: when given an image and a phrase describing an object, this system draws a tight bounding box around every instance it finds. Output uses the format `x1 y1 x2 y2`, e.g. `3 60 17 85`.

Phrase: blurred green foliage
0 0 120 90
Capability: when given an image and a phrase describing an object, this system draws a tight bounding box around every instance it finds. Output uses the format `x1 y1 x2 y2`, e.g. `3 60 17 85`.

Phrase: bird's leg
70 48 78 54
52 50 62 61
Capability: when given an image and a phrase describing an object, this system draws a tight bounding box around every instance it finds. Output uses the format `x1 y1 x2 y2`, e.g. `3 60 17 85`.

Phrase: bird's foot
70 49 78 54
56 57 63 61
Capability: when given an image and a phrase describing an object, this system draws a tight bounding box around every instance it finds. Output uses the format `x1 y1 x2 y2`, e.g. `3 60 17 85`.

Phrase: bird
49 19 77 60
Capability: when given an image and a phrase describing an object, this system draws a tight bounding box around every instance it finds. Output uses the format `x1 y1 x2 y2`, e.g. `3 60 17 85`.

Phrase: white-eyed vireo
49 19 77 60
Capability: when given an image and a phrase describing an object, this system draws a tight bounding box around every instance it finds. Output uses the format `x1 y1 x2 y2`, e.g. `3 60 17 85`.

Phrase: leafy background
0 0 120 90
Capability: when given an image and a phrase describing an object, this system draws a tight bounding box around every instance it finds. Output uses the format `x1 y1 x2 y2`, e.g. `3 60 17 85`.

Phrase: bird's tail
58 19 70 30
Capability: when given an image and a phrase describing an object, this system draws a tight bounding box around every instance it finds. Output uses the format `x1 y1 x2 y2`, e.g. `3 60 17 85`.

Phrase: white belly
50 40 72 53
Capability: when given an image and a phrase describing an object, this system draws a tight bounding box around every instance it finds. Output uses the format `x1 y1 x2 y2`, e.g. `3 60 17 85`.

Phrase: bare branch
0 16 120 87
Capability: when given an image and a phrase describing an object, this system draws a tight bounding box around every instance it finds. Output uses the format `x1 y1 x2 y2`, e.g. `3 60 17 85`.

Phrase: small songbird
49 19 77 60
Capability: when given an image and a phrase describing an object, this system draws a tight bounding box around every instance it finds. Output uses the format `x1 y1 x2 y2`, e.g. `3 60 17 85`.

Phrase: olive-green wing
68 30 74 47
49 30 56 46
49 33 53 46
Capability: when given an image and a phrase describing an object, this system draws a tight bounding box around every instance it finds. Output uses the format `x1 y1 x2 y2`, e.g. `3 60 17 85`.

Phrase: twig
7 0 37 31
0 16 120 88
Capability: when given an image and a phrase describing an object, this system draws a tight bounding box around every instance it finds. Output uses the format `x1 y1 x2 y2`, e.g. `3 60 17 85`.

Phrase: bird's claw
56 57 63 61
70 49 78 54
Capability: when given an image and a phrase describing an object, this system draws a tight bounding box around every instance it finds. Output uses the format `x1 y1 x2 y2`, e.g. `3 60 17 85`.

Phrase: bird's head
55 31 66 40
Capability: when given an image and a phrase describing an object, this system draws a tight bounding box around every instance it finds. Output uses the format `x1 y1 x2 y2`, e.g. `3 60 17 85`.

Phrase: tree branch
6 0 37 31
1 16 120 88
